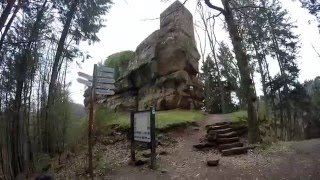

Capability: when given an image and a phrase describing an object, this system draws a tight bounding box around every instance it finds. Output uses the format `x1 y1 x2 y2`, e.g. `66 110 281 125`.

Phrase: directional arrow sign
97 66 114 73
97 71 114 78
96 83 115 90
95 89 115 95
97 77 115 84
77 78 92 86
78 72 93 81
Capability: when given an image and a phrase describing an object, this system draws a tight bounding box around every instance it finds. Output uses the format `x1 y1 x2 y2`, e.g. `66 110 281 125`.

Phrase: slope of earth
52 114 320 179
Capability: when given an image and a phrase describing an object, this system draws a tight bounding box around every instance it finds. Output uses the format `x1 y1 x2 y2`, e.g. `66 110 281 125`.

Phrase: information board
130 107 156 169
133 111 151 142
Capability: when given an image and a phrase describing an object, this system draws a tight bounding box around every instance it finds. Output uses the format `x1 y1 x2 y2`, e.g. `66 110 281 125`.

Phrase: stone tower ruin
102 0 204 111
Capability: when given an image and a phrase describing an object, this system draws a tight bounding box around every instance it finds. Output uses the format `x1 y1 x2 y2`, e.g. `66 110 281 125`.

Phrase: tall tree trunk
0 0 16 32
251 38 269 119
11 53 28 177
218 0 260 143
10 0 48 175
46 0 79 155
0 0 22 52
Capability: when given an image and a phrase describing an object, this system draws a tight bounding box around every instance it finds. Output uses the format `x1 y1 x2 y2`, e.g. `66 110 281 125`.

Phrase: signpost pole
78 64 114 179
88 64 97 179
150 106 156 169
130 110 135 162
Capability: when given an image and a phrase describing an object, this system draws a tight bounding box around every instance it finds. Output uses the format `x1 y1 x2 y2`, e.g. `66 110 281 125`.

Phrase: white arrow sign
97 77 115 84
96 83 115 90
97 66 114 73
95 89 115 95
78 72 93 81
77 78 92 86
97 71 114 78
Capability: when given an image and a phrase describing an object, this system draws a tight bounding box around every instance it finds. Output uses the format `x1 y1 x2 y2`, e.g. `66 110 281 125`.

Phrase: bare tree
203 0 260 143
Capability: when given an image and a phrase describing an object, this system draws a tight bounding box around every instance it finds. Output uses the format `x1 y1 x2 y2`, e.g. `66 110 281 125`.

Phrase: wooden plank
95 89 115 95
77 72 93 81
218 142 243 151
214 128 233 134
97 66 114 73
221 147 248 156
217 131 238 138
96 83 115 90
150 106 156 169
77 78 92 86
130 110 135 162
97 71 114 78
97 77 115 84
217 137 240 144
206 124 230 132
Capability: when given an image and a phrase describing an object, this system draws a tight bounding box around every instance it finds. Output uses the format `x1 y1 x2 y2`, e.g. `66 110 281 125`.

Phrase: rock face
104 1 203 111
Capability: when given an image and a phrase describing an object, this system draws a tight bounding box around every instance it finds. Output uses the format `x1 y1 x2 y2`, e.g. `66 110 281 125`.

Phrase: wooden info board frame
130 106 156 169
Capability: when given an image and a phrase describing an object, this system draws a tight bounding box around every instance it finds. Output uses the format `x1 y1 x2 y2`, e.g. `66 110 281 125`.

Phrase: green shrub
104 51 135 79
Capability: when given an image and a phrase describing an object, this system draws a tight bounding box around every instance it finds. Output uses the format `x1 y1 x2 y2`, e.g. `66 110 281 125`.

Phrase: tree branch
207 12 222 20
204 0 226 15
312 43 320 59
231 5 266 11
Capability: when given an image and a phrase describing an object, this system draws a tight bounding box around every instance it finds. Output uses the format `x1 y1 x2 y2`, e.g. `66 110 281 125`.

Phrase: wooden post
88 64 97 179
150 106 156 169
130 110 135 162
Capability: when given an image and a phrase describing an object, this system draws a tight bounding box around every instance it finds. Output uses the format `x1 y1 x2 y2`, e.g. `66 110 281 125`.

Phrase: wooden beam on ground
218 142 243 151
221 147 248 156
217 137 240 144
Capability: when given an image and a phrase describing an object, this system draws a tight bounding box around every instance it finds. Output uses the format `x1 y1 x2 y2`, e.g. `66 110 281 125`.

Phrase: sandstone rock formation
102 1 204 111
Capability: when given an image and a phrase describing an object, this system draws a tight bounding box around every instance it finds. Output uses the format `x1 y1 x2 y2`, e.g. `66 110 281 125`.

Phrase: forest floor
48 114 320 180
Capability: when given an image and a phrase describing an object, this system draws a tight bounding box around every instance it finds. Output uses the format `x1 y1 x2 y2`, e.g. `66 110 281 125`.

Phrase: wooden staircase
205 122 249 156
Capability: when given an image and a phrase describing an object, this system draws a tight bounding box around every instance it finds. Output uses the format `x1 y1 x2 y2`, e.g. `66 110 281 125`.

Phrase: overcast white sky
67 0 320 104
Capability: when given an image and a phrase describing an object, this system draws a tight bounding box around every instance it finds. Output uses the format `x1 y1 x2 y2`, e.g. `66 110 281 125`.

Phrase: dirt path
54 114 320 179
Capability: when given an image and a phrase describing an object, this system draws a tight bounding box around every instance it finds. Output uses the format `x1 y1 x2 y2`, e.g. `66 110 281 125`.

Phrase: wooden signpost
130 106 156 169
77 64 115 179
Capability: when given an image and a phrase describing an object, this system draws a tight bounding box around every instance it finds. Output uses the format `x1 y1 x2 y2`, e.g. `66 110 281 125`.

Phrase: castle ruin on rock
102 1 204 111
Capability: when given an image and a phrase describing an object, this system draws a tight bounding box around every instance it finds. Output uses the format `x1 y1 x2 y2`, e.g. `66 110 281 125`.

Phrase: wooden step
221 147 248 156
206 124 230 132
214 128 233 134
217 137 240 144
217 131 238 138
214 122 229 126
218 142 243 151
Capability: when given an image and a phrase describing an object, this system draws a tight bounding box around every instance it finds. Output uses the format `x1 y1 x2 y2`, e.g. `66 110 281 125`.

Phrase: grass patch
95 108 204 131
155 110 204 129
95 107 128 133
228 110 247 122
